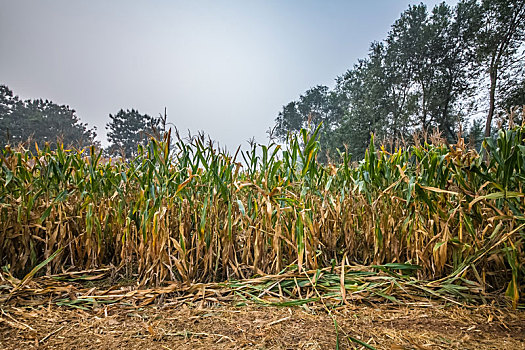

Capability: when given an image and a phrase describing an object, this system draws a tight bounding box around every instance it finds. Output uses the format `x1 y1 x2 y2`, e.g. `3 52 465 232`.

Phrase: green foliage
474 0 525 136
274 86 345 162
500 77 525 114
0 85 97 150
106 108 159 158
466 119 485 151
274 0 525 159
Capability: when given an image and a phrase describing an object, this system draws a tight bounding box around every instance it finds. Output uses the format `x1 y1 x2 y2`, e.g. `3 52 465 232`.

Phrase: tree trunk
485 70 497 137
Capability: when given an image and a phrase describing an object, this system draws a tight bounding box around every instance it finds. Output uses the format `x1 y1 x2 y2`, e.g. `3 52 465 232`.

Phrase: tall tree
473 0 525 136
106 109 158 158
0 85 22 143
274 101 303 139
466 118 485 151
321 2 479 158
335 3 476 155
273 0 524 160
274 85 345 160
500 77 525 112
384 3 477 140
0 85 97 150
336 44 401 158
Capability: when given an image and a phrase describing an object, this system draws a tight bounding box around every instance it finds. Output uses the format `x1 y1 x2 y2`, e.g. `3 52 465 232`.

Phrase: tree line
0 85 97 151
2 1 524 161
273 0 525 160
0 84 159 158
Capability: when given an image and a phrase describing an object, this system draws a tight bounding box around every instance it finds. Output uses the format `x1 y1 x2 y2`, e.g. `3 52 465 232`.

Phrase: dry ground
1 301 524 350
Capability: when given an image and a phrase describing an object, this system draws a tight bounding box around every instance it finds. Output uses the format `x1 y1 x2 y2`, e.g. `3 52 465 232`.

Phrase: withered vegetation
1 112 524 311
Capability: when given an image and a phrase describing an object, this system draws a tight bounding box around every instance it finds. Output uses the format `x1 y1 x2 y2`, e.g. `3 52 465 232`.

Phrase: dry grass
1 300 524 349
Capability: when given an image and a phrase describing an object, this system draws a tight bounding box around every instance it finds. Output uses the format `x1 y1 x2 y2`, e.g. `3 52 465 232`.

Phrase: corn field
1 124 524 305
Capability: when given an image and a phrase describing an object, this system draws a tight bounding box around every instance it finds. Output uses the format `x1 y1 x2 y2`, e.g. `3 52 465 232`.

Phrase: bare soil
1 302 524 350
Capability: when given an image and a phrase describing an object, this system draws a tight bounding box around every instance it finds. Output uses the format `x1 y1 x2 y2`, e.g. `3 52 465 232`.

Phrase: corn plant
0 121 523 306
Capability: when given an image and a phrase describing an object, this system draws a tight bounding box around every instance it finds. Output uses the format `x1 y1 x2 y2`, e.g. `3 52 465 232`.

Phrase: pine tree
106 109 158 158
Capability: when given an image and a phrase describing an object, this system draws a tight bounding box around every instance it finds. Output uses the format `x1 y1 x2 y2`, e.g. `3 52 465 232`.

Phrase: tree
106 109 158 158
0 85 22 143
500 77 525 112
422 3 478 140
473 0 525 136
382 3 477 141
466 118 485 151
274 85 345 161
336 45 398 159
0 85 97 150
274 101 303 139
288 2 482 159
273 0 524 160
335 3 475 156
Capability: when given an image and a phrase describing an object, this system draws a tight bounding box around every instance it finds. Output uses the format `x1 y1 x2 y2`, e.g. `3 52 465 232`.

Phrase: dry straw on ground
1 297 524 349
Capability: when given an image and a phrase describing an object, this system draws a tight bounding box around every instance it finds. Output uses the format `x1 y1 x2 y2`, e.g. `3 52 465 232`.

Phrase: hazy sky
0 0 456 149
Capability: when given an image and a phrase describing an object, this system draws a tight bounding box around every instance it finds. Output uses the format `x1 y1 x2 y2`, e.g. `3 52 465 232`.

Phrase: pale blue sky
0 0 457 149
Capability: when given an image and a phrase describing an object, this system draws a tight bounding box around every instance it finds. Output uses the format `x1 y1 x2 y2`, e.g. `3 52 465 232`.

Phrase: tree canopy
0 85 97 151
274 0 525 161
106 108 159 158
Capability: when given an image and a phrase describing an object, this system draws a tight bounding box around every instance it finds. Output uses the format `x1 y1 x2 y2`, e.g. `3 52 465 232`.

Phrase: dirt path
1 302 524 350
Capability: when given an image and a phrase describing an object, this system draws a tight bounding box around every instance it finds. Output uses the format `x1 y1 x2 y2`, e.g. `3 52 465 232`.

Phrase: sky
0 0 457 150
